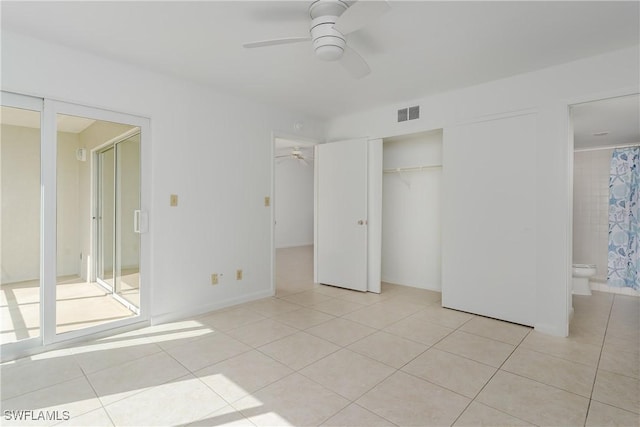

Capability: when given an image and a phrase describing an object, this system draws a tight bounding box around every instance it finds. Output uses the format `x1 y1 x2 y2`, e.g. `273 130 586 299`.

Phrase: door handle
134 210 141 233
357 220 367 225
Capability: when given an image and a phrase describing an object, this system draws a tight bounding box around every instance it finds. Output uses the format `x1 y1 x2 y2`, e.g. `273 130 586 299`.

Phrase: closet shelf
383 164 442 174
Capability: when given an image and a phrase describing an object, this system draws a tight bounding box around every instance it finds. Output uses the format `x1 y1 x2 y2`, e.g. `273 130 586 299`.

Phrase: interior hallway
0 245 638 426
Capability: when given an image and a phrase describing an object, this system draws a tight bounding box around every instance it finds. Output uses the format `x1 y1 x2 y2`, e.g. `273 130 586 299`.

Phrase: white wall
573 149 613 282
326 46 639 336
382 131 442 290
1 124 40 284
275 158 314 248
2 30 325 321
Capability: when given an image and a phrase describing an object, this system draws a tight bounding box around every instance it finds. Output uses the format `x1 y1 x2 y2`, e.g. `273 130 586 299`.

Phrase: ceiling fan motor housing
309 0 349 61
311 16 346 61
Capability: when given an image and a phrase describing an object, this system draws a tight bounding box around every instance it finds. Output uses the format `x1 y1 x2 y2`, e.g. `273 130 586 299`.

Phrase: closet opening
382 130 443 292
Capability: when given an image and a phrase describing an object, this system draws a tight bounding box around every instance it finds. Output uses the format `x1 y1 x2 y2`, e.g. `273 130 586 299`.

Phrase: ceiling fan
275 147 314 165
243 0 390 79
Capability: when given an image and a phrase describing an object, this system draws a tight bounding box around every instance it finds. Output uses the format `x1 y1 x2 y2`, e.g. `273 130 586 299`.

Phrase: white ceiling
2 1 639 120
572 94 640 150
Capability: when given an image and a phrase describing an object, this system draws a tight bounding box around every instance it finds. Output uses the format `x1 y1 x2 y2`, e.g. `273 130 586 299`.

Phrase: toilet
572 264 596 295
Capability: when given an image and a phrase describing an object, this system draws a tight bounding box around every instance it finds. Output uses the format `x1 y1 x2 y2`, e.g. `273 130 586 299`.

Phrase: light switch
170 194 178 207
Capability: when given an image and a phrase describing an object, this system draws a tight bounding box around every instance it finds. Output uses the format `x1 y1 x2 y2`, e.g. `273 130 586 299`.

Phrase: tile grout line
583 293 615 425
585 294 640 425
69 351 117 427
449 326 535 427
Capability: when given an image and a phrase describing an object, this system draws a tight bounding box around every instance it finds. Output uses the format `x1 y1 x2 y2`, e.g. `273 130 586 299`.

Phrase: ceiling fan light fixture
243 0 389 78
310 15 346 61
315 44 344 61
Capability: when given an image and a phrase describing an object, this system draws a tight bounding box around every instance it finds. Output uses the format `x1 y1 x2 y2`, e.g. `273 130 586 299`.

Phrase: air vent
397 105 420 122
408 105 420 120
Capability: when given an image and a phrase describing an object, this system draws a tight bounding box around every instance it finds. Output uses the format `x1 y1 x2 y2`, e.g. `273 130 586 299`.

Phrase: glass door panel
55 113 138 334
0 105 41 345
97 147 115 290
114 134 141 311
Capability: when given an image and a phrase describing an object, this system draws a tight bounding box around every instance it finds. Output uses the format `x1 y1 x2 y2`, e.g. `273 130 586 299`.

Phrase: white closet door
315 139 369 291
442 113 537 326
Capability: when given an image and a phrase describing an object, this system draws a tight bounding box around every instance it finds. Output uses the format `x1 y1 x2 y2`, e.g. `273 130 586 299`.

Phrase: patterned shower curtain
607 146 640 290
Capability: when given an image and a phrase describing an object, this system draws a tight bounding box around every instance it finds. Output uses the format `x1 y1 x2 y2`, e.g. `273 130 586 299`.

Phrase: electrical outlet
211 273 219 285
170 194 178 207
236 269 243 280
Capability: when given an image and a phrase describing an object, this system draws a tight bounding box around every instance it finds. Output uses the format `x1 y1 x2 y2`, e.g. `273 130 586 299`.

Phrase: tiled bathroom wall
573 148 613 282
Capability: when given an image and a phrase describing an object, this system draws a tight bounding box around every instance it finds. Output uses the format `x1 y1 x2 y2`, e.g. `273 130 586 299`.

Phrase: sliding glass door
115 134 141 311
96 133 141 314
1 94 43 350
1 94 149 360
55 109 143 335
97 147 116 291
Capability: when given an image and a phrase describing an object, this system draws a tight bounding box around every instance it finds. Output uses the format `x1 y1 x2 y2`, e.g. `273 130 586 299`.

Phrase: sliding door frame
93 128 142 315
1 92 45 359
44 100 150 346
1 94 151 362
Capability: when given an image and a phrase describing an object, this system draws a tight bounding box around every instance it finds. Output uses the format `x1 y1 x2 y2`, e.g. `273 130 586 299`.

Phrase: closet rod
575 143 640 153
383 164 442 174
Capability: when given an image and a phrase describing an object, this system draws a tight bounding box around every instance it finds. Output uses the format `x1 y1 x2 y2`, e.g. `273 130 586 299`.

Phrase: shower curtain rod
575 143 640 152
383 164 442 173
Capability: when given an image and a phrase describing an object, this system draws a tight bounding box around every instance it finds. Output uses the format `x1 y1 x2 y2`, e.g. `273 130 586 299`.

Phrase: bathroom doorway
570 94 639 297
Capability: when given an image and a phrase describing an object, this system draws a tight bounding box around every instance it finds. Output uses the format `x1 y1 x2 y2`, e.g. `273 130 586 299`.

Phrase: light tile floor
1 246 638 426
1 275 136 343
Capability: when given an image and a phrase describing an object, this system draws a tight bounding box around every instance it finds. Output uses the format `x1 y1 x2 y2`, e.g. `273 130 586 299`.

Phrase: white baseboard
151 289 274 326
275 242 313 249
591 280 640 297
381 278 442 292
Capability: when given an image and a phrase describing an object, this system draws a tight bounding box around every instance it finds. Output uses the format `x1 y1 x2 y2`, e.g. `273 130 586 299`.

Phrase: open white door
315 139 369 291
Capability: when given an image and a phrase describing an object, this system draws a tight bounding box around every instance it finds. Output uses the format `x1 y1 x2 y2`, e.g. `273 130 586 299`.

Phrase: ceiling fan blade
243 37 311 49
340 45 371 79
333 0 390 35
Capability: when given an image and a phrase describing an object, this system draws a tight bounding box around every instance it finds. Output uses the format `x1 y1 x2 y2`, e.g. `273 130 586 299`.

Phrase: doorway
570 94 639 296
273 137 317 295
